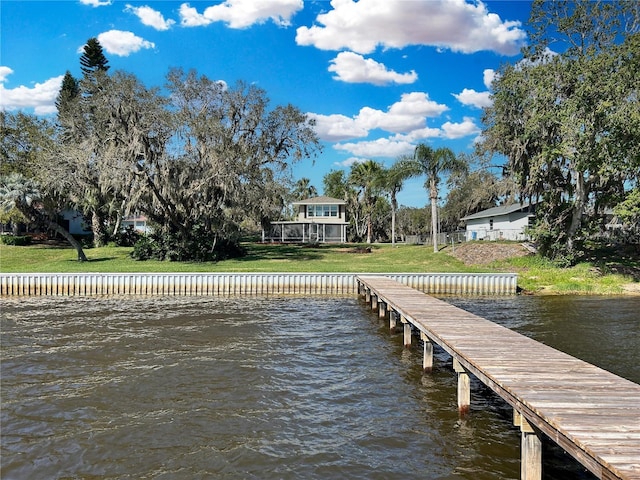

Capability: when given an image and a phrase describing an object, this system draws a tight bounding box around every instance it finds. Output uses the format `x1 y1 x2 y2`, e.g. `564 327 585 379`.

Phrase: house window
489 218 494 230
307 205 338 217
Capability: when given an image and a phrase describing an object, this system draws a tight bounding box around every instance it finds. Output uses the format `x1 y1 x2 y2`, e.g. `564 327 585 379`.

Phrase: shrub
114 225 141 247
0 235 32 246
130 227 246 262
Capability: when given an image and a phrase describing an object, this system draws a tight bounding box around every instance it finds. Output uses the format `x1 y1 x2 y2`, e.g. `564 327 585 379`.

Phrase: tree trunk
111 202 125 238
46 218 88 262
430 180 438 253
92 210 107 247
566 169 587 253
391 194 397 247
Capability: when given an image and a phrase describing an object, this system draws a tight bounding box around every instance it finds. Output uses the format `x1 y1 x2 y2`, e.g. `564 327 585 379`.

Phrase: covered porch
263 221 347 243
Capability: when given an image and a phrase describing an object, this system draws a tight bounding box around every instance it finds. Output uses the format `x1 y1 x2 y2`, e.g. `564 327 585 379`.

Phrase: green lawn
1 242 637 295
0 243 477 274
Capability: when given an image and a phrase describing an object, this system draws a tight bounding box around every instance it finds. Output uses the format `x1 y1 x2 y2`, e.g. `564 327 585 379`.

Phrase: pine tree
79 38 109 77
55 71 80 119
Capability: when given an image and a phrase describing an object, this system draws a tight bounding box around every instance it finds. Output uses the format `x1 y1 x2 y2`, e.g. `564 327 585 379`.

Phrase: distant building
265 196 348 243
60 211 150 235
60 209 91 235
120 215 150 234
461 203 536 241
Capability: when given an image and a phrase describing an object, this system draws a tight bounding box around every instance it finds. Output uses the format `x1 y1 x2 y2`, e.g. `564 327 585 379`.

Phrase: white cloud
0 69 63 115
296 0 526 55
179 4 211 27
391 127 442 142
441 117 481 139
483 68 495 89
93 30 155 56
0 66 14 83
179 0 303 28
357 92 448 133
125 5 176 31
310 92 448 142
308 113 369 142
328 52 417 86
334 137 415 158
79 0 112 6
453 88 492 108
334 157 366 167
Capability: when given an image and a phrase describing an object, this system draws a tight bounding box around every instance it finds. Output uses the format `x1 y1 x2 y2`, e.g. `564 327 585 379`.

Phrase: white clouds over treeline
2 0 515 162
309 91 482 158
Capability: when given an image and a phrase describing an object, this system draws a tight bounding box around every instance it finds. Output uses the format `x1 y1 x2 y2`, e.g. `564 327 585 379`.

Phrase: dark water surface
1 295 638 479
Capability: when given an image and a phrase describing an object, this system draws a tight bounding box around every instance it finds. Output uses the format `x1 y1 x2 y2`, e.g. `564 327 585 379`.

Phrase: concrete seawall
0 273 518 296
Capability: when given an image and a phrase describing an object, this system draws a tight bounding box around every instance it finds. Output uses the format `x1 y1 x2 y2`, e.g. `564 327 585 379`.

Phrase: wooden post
401 317 412 347
389 310 397 331
370 293 378 310
365 287 371 303
453 358 470 415
514 411 542 480
421 332 433 372
378 300 387 319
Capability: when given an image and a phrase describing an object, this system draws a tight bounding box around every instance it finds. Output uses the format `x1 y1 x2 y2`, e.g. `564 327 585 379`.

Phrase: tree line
1 1 638 264
319 0 639 263
1 39 320 261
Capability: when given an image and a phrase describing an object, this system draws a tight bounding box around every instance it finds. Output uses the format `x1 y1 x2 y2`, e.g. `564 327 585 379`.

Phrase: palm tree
349 160 384 244
0 173 88 261
380 159 414 246
292 177 318 201
405 144 467 252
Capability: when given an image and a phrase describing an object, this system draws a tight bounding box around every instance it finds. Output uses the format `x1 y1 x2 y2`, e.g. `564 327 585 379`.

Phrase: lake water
1 295 638 479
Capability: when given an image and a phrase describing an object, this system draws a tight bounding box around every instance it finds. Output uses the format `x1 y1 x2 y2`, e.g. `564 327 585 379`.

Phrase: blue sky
1 0 532 207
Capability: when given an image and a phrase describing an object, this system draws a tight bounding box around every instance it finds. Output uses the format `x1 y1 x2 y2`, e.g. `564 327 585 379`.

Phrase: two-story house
265 196 348 243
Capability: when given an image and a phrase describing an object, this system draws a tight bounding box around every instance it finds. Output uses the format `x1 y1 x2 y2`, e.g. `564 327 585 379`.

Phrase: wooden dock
356 275 640 480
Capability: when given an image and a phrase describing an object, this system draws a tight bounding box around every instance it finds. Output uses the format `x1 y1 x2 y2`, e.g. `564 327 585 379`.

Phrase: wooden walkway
356 275 640 480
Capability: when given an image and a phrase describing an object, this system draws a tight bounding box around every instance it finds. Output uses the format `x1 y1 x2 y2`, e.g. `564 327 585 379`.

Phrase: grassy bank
0 242 637 295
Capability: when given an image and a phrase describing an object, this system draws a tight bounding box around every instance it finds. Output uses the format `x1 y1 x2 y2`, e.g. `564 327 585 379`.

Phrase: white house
60 210 150 236
265 196 349 243
121 215 150 234
60 209 91 235
461 203 536 241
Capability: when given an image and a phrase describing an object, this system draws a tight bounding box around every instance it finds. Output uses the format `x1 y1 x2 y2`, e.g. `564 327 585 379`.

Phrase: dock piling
421 332 433 372
401 316 412 347
515 411 542 480
453 358 471 415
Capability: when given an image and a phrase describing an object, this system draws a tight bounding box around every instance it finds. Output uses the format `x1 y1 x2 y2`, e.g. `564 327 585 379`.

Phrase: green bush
114 225 141 247
0 235 32 246
130 227 245 262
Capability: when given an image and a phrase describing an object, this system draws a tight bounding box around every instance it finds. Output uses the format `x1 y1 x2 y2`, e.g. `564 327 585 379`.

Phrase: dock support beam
378 301 387 319
389 310 397 331
370 293 378 310
401 317 412 347
453 358 470 415
421 332 433 372
514 411 542 480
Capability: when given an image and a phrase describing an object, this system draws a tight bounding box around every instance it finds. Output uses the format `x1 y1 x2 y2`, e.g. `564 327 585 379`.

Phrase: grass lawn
1 241 638 295
0 243 478 274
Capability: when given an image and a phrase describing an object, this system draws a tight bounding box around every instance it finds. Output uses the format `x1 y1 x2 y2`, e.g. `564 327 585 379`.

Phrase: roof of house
292 196 346 205
460 202 535 221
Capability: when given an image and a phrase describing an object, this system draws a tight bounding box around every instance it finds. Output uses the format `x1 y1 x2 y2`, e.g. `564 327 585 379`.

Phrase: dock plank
357 275 640 480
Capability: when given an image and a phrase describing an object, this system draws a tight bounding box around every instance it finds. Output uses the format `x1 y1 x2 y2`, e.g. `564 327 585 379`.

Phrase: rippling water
1 295 638 479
